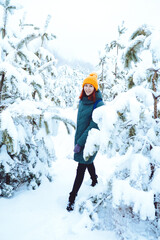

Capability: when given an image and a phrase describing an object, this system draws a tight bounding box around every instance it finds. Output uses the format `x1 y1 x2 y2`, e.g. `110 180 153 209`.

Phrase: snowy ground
0 121 117 240
1 109 160 240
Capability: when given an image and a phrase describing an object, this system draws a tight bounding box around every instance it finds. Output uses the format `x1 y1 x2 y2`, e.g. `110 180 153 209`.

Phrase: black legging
71 162 97 195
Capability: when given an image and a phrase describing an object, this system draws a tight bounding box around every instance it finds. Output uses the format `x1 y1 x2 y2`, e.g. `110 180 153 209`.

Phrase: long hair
79 88 96 102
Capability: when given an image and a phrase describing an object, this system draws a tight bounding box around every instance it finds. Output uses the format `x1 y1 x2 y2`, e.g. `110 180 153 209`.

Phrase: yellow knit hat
82 72 98 91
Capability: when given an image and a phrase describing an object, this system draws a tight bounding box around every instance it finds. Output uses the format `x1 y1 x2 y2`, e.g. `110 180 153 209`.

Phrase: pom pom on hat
82 72 98 91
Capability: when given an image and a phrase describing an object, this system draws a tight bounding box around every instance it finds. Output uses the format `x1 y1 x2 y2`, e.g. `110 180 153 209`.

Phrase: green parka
74 90 104 164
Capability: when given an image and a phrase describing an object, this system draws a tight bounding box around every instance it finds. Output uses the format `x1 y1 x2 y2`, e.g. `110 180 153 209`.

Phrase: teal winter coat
74 90 104 164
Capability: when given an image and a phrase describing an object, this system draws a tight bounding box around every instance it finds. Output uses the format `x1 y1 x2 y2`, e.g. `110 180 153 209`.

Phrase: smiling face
84 84 95 96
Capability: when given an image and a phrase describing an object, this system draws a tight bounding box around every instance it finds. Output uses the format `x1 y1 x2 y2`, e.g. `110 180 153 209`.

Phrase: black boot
91 175 98 187
66 192 77 212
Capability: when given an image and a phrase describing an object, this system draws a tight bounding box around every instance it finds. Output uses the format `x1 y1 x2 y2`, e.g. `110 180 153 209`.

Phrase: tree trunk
152 71 157 119
151 69 160 219
0 72 5 109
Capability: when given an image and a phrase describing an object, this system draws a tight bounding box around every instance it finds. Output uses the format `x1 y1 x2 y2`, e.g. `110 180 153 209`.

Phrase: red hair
79 88 96 102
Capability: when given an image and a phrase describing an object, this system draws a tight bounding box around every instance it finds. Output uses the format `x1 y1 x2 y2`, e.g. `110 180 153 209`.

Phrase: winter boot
91 175 98 187
66 192 77 212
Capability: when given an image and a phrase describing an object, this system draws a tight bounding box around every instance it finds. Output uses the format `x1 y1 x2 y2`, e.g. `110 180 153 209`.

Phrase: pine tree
123 24 152 69
98 21 127 101
123 26 160 215
81 24 160 232
55 64 86 108
0 1 75 197
82 85 160 234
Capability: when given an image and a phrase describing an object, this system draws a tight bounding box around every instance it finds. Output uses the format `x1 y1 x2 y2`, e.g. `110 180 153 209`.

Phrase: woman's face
84 84 94 96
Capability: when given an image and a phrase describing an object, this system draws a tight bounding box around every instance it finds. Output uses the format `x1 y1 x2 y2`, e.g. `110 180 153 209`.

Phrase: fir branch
52 115 76 130
130 24 152 40
35 60 55 74
124 36 145 68
7 6 16 13
17 33 40 49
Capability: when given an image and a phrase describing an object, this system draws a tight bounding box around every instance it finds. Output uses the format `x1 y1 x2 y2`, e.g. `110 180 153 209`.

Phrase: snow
82 84 160 229
0 145 14 173
151 168 160 194
150 146 160 165
0 109 159 239
0 122 117 240
1 4 160 239
112 179 155 220
2 85 160 239
83 128 100 161
150 29 160 62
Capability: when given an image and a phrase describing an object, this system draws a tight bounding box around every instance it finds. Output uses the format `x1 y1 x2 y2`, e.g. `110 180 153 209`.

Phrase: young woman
66 72 104 212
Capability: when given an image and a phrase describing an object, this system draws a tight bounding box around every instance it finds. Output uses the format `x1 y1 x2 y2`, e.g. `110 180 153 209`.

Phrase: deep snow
0 122 117 240
0 108 160 240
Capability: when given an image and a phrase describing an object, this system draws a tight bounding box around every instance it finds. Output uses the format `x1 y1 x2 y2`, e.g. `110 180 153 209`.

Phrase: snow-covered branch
17 33 40 49
112 179 155 220
35 60 55 74
52 114 76 130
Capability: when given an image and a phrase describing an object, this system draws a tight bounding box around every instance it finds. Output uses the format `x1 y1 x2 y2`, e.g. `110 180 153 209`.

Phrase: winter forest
0 0 160 240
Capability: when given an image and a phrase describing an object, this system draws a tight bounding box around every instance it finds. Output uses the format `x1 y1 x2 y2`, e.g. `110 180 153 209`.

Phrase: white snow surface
0 104 159 239
0 119 117 240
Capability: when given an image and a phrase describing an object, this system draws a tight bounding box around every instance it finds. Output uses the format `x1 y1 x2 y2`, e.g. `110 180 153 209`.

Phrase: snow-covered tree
77 24 160 237
98 22 127 101
80 86 160 237
122 24 160 122
54 65 87 108
0 0 75 197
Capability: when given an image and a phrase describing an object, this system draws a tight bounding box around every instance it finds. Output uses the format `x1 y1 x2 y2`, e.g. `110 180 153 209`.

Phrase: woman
66 72 104 212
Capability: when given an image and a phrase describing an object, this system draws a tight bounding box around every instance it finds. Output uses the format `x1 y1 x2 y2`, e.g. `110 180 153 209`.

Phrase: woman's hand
74 144 81 153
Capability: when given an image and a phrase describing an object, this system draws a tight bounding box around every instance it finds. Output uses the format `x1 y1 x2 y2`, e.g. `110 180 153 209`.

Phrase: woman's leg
71 163 87 195
67 163 87 211
87 163 98 186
